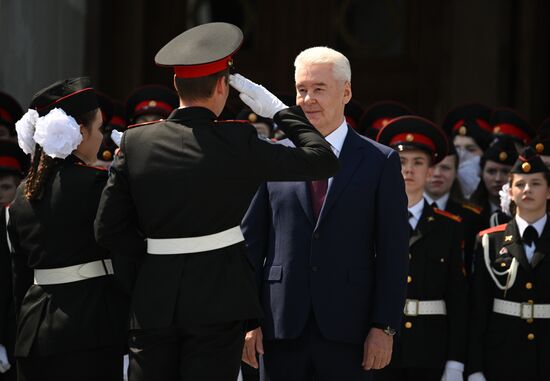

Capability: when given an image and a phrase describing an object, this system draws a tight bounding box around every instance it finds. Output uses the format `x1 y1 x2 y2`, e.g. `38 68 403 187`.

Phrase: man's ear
215 75 228 95
343 81 352 104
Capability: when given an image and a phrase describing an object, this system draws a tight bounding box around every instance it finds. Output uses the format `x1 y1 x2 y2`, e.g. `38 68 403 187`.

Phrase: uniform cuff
445 360 464 372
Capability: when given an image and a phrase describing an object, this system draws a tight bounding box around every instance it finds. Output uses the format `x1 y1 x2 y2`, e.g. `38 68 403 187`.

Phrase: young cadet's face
509 173 550 214
295 63 351 135
399 150 433 194
426 154 457 198
0 175 19 206
454 135 483 157
482 160 512 198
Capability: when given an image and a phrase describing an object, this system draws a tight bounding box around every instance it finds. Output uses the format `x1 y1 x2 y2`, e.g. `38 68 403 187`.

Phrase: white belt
403 299 447 316
147 226 245 255
493 298 550 319
34 259 114 285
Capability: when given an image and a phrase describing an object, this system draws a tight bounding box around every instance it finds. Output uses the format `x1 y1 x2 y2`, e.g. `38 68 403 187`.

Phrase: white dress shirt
408 198 425 231
324 119 349 189
423 192 450 210
515 214 547 263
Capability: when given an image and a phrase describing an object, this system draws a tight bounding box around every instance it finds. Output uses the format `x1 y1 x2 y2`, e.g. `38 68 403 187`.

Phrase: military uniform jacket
446 199 483 275
94 106 339 331
390 202 468 369
7 156 129 357
469 219 550 380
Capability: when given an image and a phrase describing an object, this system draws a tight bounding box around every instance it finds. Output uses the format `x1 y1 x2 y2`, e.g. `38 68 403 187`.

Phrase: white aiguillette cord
482 233 518 294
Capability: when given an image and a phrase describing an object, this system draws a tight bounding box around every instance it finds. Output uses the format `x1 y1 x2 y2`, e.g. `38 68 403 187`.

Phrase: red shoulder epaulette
214 119 249 124
478 224 506 237
127 119 162 129
461 202 482 215
74 162 108 171
434 208 462 223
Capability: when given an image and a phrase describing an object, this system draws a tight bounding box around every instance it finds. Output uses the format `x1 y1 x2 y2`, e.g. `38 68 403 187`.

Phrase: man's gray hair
294 46 351 83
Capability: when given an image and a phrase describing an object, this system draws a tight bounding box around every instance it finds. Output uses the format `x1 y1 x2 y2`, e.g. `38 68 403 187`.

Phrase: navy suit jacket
242 128 409 344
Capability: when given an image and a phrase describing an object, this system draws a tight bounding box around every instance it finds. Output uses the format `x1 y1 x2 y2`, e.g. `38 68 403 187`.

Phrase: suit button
527 318 534 324
313 233 320 239
527 333 535 341
526 282 533 290
311 266 318 272
407 276 412 284
404 322 412 329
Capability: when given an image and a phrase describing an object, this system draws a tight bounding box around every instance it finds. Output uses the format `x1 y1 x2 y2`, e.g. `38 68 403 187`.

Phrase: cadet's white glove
229 74 287 119
123 354 129 381
441 361 464 381
468 372 487 381
111 130 123 147
0 345 11 373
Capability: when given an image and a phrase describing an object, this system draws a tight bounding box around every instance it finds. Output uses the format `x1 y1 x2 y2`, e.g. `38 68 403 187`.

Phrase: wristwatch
372 323 396 336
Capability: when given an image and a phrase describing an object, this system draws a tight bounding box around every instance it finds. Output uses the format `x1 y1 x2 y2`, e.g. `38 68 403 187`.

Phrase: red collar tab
390 132 435 152
174 56 233 79
478 224 507 237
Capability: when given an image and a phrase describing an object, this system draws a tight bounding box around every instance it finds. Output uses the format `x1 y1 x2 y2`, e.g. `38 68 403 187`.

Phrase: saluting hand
229 74 287 119
362 328 392 371
242 327 264 369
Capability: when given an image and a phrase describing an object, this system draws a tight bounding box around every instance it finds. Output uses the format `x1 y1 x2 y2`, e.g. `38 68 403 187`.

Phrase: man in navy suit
233 46 409 380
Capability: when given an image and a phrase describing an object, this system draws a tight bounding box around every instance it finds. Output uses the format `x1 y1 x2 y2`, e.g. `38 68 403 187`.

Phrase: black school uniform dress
7 155 128 381
469 216 550 381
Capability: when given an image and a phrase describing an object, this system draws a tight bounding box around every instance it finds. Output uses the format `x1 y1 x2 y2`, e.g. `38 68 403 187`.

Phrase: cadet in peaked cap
376 116 468 381
96 93 126 164
0 92 23 141
471 137 519 229
360 100 413 139
125 85 178 124
491 108 534 150
469 145 550 381
530 117 550 169
8 77 128 381
94 22 339 381
442 102 493 156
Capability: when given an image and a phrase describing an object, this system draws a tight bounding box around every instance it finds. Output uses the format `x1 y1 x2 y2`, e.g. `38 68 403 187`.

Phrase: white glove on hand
229 74 287 119
441 361 464 381
0 345 11 373
468 372 487 381
123 354 129 381
111 130 123 147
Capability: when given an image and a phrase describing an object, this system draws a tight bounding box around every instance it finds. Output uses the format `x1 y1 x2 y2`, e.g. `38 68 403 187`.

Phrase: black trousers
128 320 245 381
373 366 442 381
17 346 122 381
263 315 371 381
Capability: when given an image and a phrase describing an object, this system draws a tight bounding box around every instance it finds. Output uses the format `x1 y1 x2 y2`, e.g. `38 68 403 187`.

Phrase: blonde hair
294 46 351 83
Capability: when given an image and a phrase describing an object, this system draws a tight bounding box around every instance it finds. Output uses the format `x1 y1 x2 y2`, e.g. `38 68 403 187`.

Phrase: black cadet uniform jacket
446 199 484 275
94 106 339 331
7 156 129 357
388 202 468 369
469 219 550 380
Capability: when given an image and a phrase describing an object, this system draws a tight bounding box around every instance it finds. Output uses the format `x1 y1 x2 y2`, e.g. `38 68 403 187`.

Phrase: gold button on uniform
526 282 533 290
407 276 412 284
527 318 534 324
527 333 535 341
405 322 412 329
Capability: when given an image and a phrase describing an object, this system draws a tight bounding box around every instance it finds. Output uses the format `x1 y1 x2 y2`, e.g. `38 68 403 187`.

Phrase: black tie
408 211 414 236
430 202 438 209
523 226 538 246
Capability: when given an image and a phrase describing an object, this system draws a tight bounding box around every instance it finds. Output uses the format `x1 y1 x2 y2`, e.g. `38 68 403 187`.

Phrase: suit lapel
502 219 532 272
316 130 364 227
294 182 315 226
409 201 435 247
531 217 549 268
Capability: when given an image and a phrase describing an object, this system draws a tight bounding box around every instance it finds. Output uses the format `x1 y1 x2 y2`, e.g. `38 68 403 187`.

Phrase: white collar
423 192 450 210
324 119 349 157
408 198 425 221
515 214 547 238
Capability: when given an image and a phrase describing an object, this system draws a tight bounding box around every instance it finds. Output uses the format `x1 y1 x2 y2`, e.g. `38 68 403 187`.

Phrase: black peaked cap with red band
155 22 243 79
359 100 414 139
531 117 550 156
481 136 518 166
491 108 534 145
0 139 30 176
376 115 449 164
30 77 98 118
442 103 493 150
511 146 549 174
125 85 178 124
0 92 23 134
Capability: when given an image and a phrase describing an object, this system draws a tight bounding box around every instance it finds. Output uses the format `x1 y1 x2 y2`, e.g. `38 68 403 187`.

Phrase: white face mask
457 149 481 199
